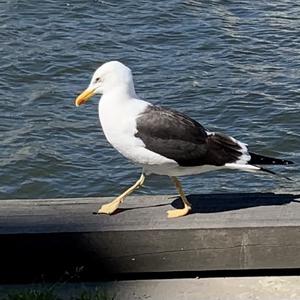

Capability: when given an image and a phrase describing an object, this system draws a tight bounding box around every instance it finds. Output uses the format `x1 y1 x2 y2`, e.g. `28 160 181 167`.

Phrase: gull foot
98 197 123 215
167 206 191 218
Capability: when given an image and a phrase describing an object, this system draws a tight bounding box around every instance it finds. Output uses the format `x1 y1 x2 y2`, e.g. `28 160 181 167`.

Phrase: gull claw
167 206 191 218
98 197 123 215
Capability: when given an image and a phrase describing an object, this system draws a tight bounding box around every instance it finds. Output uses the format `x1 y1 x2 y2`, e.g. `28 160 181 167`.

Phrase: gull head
75 61 135 107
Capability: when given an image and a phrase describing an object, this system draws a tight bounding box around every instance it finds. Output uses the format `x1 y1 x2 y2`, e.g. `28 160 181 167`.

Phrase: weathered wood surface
0 192 300 282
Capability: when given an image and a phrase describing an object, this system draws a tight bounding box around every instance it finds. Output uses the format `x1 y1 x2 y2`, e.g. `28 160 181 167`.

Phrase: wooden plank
0 192 299 282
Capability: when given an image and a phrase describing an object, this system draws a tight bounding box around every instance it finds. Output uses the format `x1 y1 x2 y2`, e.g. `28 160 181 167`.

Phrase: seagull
75 61 293 218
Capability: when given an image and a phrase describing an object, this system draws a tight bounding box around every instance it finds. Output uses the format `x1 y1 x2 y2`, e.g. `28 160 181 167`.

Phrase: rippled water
1 0 299 200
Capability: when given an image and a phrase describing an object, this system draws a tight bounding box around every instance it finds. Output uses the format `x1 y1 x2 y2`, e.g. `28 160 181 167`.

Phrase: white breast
98 94 176 167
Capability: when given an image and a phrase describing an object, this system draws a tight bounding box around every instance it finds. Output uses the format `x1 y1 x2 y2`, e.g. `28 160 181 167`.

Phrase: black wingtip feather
249 152 294 165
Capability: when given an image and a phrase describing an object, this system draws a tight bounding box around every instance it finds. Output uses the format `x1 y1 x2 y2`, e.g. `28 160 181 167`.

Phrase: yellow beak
75 87 96 107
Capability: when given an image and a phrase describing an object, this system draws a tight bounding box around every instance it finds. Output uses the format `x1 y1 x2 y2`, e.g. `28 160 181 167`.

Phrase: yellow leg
167 176 192 218
98 173 145 215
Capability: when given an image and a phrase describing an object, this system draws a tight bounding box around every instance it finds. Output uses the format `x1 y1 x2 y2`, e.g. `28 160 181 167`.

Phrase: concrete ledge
0 193 300 282
1 277 300 300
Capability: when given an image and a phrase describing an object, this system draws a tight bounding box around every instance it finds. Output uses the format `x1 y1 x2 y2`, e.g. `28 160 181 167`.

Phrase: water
1 0 299 200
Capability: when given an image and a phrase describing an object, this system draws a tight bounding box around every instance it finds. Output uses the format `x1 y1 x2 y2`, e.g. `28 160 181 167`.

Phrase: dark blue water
1 0 299 200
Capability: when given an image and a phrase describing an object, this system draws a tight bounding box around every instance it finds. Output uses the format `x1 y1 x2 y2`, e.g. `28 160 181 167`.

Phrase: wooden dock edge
0 192 299 283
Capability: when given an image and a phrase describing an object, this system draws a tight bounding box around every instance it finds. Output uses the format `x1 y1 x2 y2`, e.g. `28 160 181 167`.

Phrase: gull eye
95 77 102 83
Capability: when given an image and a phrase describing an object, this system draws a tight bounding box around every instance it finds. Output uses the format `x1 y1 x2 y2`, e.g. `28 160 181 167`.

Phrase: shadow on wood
171 192 297 213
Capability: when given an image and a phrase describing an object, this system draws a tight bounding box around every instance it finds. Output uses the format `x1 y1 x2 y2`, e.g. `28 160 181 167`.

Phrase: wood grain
0 192 299 282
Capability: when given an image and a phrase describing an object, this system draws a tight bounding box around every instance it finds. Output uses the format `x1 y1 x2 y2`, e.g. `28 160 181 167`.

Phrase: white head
75 61 136 106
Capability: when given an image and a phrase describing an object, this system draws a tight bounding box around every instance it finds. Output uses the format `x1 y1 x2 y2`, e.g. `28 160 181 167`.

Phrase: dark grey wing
135 105 246 167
